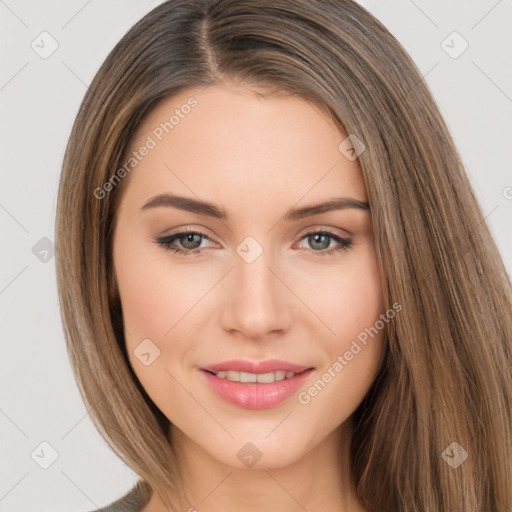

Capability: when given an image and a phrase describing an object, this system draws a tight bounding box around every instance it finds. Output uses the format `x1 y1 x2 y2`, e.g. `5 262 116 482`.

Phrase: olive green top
91 483 149 512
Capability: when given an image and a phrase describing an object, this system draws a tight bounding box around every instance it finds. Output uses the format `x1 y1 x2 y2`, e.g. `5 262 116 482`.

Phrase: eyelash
153 227 353 257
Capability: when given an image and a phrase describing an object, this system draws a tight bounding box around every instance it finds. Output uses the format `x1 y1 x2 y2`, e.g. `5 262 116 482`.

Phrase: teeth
257 372 276 383
214 370 296 383
240 372 257 383
226 370 239 381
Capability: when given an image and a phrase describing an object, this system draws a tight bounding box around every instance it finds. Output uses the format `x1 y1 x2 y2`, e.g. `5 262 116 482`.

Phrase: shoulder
88 483 149 512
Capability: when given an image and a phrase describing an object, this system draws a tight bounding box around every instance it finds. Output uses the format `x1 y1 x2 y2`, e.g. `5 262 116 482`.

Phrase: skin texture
112 83 386 512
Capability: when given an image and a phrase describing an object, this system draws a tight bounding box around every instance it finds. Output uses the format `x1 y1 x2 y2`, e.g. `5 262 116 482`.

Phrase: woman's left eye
296 230 353 255
154 228 353 256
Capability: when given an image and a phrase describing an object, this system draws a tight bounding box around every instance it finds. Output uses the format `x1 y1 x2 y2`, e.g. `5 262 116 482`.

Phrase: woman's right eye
154 229 213 255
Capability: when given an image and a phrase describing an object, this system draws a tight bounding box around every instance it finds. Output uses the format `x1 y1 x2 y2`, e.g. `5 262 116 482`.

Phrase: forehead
121 83 367 209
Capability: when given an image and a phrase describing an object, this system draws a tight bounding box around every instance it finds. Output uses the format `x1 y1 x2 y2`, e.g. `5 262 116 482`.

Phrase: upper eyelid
162 226 351 246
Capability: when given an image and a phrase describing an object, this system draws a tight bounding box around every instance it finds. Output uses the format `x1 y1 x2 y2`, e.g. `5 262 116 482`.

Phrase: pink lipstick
200 359 314 409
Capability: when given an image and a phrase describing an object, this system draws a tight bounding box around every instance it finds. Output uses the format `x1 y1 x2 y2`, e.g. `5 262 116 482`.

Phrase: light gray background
1 1 511 510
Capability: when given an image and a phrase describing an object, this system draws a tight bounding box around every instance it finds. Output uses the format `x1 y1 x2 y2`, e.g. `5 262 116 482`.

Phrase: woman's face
112 83 387 469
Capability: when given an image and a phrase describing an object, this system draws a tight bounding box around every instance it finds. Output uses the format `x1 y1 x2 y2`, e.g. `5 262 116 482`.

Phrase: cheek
114 239 222 401
312 248 386 388
116 264 171 340
337 269 384 341
297 259 386 420
113 244 199 407
305 247 385 343
114 243 211 342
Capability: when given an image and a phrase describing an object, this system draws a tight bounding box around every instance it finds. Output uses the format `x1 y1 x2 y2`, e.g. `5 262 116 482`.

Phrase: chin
203 434 311 471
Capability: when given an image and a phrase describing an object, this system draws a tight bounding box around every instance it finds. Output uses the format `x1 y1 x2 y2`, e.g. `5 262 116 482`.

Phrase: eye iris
180 233 202 250
309 233 330 250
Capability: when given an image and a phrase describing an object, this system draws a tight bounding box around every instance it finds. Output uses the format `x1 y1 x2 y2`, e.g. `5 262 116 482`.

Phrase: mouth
203 368 309 383
200 361 315 409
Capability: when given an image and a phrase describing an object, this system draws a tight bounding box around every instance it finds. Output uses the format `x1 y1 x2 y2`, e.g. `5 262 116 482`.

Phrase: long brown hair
55 1 512 510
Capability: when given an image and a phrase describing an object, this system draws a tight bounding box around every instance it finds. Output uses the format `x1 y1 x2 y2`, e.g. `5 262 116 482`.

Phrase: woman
55 1 512 511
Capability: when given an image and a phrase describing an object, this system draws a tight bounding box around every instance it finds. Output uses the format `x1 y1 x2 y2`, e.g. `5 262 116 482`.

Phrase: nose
219 243 293 340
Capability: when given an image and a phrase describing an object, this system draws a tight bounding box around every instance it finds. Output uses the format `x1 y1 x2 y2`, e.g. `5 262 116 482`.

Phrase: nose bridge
235 235 279 305
236 239 274 295
220 235 291 337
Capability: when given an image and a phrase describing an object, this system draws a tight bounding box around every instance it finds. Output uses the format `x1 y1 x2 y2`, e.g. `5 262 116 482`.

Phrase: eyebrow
141 193 369 221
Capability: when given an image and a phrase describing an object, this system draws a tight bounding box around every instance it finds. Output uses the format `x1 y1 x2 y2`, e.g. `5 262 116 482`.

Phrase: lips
200 359 315 409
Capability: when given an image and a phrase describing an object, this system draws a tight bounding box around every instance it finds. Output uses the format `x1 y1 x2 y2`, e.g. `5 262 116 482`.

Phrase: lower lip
201 369 314 409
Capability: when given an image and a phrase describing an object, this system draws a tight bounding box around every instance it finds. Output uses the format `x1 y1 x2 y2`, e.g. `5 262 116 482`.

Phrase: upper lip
201 359 313 374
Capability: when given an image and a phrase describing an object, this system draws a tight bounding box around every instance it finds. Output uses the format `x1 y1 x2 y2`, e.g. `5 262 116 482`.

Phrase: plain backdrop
1 1 511 510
